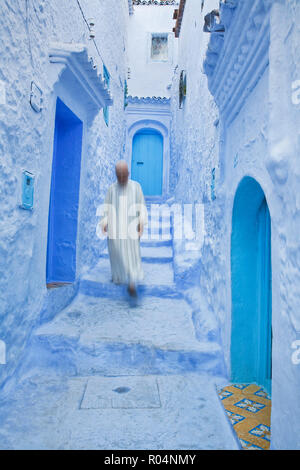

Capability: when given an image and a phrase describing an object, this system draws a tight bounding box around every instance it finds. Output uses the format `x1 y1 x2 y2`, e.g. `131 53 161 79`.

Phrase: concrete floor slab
0 373 239 450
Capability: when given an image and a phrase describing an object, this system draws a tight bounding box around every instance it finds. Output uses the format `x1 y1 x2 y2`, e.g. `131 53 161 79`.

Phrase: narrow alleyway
0 207 238 450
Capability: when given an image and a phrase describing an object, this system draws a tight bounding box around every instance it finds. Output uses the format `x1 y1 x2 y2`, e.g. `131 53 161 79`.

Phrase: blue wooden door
131 129 163 196
231 178 272 395
46 98 83 284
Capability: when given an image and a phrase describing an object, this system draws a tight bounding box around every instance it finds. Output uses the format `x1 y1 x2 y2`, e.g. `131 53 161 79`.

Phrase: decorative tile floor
218 384 271 450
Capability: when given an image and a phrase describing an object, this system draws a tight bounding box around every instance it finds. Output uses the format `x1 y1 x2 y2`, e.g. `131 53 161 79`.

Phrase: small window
151 33 169 62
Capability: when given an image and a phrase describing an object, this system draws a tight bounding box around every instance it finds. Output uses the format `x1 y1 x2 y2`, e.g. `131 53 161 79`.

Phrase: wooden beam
173 0 186 38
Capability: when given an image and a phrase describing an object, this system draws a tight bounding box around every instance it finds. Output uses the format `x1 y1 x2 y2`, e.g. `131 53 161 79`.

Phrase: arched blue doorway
131 128 163 196
231 177 272 395
46 97 83 284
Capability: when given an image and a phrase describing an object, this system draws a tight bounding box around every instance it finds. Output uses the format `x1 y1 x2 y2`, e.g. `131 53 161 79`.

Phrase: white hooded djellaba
100 179 148 285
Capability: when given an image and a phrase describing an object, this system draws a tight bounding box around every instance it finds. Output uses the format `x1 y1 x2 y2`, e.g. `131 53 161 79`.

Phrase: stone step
24 294 226 377
141 245 173 262
82 258 175 288
140 238 172 247
140 232 172 242
79 280 180 299
144 224 172 233
100 245 173 263
102 222 172 231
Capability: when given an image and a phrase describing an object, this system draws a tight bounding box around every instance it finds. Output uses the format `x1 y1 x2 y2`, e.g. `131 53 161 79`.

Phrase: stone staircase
22 201 225 379
1 199 237 450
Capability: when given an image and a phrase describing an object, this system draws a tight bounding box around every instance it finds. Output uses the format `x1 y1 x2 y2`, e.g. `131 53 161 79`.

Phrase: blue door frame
257 198 272 394
46 98 83 283
231 177 272 395
131 128 163 196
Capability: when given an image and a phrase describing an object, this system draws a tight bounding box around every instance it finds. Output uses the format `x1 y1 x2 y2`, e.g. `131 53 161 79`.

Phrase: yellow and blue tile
218 384 271 450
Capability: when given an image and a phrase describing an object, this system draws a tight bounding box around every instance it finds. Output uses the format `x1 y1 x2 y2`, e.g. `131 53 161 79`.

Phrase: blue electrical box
20 170 34 210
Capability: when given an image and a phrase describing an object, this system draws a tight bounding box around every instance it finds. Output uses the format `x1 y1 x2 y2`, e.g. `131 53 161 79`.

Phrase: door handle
137 161 144 165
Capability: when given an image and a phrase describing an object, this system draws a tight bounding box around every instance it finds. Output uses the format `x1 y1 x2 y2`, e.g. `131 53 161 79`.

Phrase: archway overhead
134 127 163 136
128 119 168 137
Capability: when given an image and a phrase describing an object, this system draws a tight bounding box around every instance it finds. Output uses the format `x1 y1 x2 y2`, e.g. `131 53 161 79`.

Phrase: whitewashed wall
170 0 300 450
170 0 222 343
0 0 129 392
127 4 177 97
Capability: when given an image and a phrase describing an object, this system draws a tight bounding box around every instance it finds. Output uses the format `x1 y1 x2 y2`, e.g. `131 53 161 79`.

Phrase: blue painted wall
0 0 129 392
170 0 300 448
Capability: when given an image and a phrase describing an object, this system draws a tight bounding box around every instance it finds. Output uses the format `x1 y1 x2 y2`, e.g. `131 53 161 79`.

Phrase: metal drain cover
113 386 131 394
80 376 161 409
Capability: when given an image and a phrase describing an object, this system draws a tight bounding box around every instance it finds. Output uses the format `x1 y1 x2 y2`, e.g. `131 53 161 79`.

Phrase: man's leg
128 282 137 297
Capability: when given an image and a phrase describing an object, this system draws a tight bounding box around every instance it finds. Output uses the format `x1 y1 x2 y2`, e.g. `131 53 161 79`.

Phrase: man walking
100 160 148 297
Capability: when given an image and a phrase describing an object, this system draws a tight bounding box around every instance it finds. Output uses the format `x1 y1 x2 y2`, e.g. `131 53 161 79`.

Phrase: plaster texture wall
170 0 300 449
127 4 177 98
170 0 222 344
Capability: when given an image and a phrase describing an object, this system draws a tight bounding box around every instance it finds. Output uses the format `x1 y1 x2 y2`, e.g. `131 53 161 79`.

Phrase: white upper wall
127 5 178 97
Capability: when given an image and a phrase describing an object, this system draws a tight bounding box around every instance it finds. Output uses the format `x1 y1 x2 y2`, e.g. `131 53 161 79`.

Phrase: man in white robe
100 160 148 296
